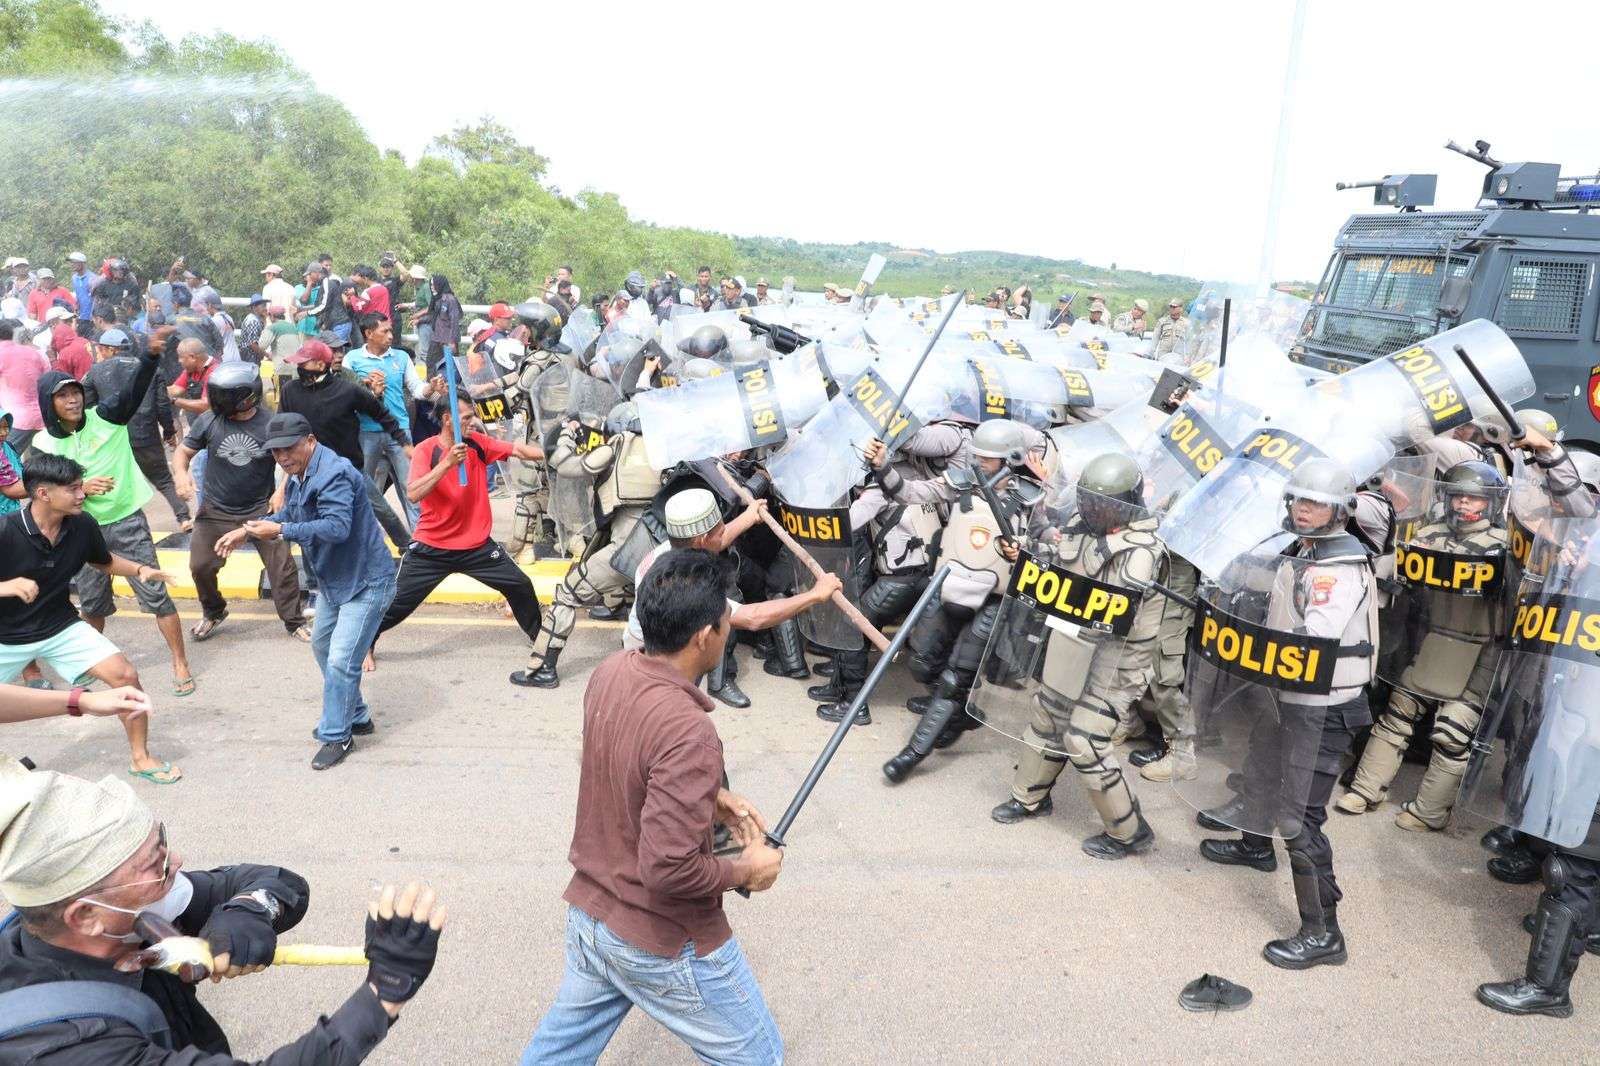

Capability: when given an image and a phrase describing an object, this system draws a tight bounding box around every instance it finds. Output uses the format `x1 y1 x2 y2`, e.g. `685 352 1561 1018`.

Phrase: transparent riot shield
453 339 515 425
767 363 926 508
1377 468 1509 705
1307 319 1535 447
1048 399 1170 490
774 496 863 652
560 307 599 360
966 506 1163 755
1158 403 1395 581
548 373 621 551
1176 549 1351 838
637 357 827 469
1461 513 1600 848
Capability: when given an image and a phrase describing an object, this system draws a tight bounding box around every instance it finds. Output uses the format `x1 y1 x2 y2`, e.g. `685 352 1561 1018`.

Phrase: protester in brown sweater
522 548 786 1066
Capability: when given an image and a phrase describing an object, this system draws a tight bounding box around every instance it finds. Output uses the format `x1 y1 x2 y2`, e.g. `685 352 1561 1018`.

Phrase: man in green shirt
31 355 196 712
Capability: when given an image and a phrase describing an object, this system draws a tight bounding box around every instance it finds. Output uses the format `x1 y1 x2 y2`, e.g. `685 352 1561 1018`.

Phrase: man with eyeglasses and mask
0 758 448 1062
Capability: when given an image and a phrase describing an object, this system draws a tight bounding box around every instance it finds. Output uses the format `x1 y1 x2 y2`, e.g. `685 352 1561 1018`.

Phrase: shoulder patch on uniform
969 525 992 550
1311 574 1338 605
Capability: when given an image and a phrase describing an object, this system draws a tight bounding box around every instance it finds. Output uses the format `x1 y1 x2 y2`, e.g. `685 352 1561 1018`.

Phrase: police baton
1133 577 1200 612
441 344 468 485
1452 344 1525 443
721 564 953 897
713 464 891 654
879 290 967 454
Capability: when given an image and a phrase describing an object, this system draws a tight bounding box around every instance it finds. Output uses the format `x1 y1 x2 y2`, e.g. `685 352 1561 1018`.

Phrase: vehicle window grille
1500 259 1591 335
1305 307 1434 359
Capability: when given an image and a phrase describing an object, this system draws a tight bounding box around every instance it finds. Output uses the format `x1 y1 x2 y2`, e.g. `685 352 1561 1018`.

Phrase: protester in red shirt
521 548 785 1064
25 268 77 323
348 266 391 324
166 337 216 416
368 392 544 669
46 311 92 379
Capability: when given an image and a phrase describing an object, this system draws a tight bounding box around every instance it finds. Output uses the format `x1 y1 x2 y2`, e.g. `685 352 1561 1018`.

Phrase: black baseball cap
263 412 313 449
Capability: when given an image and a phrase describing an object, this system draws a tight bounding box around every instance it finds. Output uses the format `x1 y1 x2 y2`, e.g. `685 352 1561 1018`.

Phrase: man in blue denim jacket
216 413 396 770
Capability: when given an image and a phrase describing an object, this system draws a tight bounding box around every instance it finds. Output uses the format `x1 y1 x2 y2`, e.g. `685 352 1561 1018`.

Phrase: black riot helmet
1440 460 1507 532
515 300 568 353
679 324 729 361
207 361 263 418
1076 452 1146 535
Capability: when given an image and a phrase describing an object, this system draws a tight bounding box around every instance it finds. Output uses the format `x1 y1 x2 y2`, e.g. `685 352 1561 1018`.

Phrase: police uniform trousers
542 540 634 657
829 571 926 699
1134 555 1197 744
903 597 1002 757
1012 689 1142 843
1241 695 1370 912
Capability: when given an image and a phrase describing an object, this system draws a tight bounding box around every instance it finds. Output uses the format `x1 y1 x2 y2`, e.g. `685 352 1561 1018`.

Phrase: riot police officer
1337 461 1508 830
512 402 662 689
1196 458 1378 970
870 419 1047 784
808 424 967 725
989 452 1167 859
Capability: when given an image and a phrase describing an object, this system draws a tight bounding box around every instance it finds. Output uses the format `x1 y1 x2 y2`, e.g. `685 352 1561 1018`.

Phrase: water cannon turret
1335 173 1436 210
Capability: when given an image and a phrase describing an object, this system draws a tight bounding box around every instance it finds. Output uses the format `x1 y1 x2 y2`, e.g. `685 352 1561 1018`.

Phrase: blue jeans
359 430 420 528
190 451 207 513
522 906 782 1066
310 574 394 743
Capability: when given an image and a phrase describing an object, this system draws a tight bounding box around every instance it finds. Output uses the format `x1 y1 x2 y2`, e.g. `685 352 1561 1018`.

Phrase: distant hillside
732 237 1203 313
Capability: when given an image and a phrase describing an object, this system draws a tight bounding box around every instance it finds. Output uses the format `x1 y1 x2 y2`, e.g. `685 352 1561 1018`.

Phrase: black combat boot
1481 825 1520 855
707 645 750 709
1195 794 1251 832
1263 857 1347 969
1082 808 1155 861
883 695 961 784
1129 732 1169 768
1489 847 1543 884
762 619 810 679
816 700 870 726
1479 896 1582 1017
509 647 560 689
991 794 1053 824
807 660 846 703
588 603 627 622
1199 837 1278 873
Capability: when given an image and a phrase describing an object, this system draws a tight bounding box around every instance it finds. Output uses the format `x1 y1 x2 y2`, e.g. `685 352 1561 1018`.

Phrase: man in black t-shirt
174 363 307 641
0 453 181 782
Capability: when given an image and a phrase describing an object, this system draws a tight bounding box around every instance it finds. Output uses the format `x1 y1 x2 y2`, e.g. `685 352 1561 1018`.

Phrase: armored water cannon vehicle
1296 139 1600 451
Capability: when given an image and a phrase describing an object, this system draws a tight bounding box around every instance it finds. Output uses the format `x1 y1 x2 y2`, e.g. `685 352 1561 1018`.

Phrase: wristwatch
233 889 282 923
66 687 85 717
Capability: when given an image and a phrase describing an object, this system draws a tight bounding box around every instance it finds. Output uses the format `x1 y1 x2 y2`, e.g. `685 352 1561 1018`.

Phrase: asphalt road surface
4 599 1591 1064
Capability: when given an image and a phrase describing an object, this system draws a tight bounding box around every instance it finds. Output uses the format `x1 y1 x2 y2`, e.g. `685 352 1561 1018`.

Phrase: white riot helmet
1281 457 1358 538
1569 449 1600 496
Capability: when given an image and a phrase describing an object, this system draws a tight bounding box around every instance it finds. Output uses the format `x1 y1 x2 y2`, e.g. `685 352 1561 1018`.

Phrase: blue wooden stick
442 345 467 485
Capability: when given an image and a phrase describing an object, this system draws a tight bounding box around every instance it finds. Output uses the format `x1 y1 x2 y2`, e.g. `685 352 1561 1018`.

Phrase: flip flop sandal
128 762 183 785
290 625 313 643
172 677 197 698
190 614 227 641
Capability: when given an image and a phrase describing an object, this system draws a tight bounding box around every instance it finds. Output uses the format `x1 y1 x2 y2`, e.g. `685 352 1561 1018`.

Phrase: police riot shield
965 497 1164 755
453 339 516 425
1048 399 1169 490
560 307 599 360
1158 402 1395 581
1176 549 1349 838
767 362 925 508
774 496 863 652
1460 512 1600 849
1307 319 1535 448
590 318 654 391
636 357 828 469
549 372 622 550
1376 468 1509 706
1136 395 1263 512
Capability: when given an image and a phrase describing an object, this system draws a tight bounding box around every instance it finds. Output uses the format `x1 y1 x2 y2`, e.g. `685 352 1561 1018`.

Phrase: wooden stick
715 465 890 653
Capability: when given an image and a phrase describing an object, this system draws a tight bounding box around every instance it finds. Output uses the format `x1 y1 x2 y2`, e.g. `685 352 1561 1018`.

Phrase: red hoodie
50 322 93 380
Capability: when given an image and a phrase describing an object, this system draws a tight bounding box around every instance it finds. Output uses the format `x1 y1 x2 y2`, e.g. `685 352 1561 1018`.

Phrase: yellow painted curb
113 534 574 605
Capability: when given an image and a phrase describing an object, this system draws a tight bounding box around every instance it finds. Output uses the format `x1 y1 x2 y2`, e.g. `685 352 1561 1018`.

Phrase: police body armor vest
599 432 659 512
875 501 942 575
1040 519 1166 715
1268 532 1377 706
1397 519 1506 703
939 482 1015 610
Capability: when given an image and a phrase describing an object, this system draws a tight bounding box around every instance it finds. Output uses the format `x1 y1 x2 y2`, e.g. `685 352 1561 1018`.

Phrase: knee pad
1544 852 1571 893
1429 702 1478 759
908 653 940 686
934 667 974 702
545 602 578 646
1386 688 1426 723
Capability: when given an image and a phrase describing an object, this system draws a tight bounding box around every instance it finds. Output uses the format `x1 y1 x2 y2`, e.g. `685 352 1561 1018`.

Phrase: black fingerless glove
364 910 440 1003
201 902 278 969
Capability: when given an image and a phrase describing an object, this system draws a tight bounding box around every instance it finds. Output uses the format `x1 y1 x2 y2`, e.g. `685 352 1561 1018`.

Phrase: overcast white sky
122 0 1599 284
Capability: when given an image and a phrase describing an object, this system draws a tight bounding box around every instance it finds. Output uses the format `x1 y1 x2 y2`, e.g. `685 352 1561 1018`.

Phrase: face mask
297 366 329 385
81 873 194 945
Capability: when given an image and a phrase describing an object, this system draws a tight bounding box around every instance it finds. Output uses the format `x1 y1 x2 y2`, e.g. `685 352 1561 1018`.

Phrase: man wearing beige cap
754 277 775 305
259 265 296 323
0 758 448 1060
1113 298 1150 337
1153 298 1191 357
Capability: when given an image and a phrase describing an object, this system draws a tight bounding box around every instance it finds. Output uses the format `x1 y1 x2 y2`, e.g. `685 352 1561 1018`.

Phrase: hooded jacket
28 351 159 525
0 403 20 516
